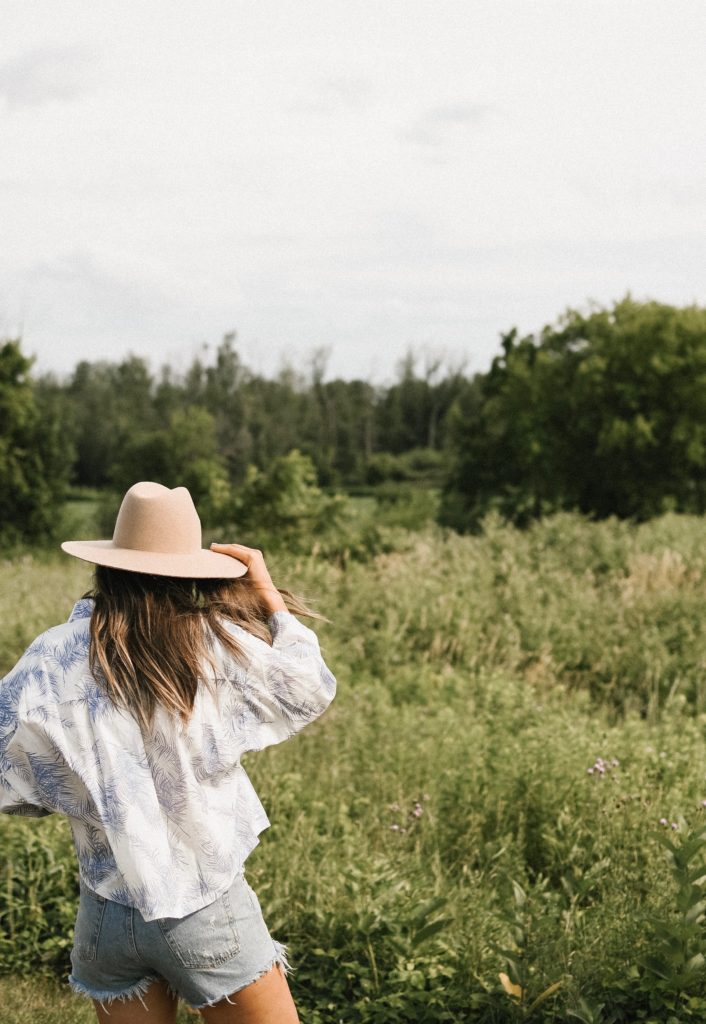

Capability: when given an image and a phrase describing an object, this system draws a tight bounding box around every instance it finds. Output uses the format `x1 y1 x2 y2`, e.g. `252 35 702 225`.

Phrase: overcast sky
1 1 705 385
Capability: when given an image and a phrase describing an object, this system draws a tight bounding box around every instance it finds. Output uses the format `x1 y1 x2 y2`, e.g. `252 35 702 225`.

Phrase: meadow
3 504 706 1022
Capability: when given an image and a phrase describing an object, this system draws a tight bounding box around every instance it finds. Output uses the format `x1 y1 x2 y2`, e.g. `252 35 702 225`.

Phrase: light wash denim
68 869 292 1013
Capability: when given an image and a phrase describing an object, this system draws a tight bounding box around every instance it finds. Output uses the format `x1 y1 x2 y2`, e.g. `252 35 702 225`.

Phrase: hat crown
113 482 202 554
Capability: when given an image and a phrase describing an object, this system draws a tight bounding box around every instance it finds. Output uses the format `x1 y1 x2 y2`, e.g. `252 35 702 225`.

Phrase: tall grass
3 511 706 1020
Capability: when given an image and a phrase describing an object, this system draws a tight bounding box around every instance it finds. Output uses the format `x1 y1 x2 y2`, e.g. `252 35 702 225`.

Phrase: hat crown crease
113 486 202 554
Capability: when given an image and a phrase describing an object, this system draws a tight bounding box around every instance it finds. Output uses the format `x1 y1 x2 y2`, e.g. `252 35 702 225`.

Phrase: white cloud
0 45 95 110
403 101 498 146
287 75 374 115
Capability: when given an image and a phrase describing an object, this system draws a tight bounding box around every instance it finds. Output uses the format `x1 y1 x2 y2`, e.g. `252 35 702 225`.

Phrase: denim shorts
67 869 292 1013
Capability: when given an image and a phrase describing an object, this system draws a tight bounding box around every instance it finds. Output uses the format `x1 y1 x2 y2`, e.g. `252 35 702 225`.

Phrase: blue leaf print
48 631 90 676
265 665 324 723
66 678 116 723
0 742 30 784
145 731 188 818
75 822 116 886
191 862 220 901
0 666 36 729
68 599 94 623
241 690 277 726
163 826 191 869
4 802 52 817
23 702 61 727
25 634 54 658
150 764 188 818
30 663 63 703
283 639 319 661
320 662 337 695
108 880 158 916
25 749 91 817
107 745 154 802
198 835 233 873
96 777 128 834
190 723 232 782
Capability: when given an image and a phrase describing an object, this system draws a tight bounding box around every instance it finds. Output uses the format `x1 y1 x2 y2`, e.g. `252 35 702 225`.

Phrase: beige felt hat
61 481 248 578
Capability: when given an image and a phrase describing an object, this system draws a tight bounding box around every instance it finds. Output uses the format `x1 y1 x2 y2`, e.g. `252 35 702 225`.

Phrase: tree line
3 293 706 545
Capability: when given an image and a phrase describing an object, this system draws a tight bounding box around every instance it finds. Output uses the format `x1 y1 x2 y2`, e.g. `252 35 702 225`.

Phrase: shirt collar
68 597 94 623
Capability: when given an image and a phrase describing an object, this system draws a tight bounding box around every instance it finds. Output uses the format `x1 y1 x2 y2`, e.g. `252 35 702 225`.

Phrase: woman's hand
210 542 288 614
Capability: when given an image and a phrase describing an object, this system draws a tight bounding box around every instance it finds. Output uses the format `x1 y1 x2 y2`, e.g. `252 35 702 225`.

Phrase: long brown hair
85 565 327 732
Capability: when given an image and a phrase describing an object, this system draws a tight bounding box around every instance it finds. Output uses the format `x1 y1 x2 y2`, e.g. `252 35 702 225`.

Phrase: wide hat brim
61 540 249 579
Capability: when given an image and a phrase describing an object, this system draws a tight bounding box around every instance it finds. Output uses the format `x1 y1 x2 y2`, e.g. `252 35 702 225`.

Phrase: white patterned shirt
0 598 336 921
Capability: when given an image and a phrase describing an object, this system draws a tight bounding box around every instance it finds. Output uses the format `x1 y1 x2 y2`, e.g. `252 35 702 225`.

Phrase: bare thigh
92 977 178 1024
198 963 300 1024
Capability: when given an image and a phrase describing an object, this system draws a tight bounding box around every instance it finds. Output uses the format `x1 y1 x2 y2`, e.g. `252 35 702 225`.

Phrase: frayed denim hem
68 972 162 1015
187 939 294 1011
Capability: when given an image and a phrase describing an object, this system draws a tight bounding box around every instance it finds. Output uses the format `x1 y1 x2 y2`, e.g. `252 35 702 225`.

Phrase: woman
0 481 337 1023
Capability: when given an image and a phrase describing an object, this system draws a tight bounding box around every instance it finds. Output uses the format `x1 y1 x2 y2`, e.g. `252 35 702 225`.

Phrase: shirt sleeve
0 656 55 818
224 610 337 756
0 773 53 817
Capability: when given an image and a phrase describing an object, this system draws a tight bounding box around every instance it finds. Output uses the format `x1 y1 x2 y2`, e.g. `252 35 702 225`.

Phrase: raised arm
210 542 337 755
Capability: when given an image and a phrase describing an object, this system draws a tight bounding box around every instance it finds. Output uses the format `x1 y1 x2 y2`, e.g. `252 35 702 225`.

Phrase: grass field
3 510 706 1021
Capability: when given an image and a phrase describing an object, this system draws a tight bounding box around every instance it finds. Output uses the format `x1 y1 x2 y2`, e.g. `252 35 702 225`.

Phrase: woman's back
1 482 334 1020
0 595 336 921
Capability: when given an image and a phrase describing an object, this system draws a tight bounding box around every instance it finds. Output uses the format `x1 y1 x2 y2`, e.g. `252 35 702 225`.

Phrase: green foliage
213 443 444 566
439 295 706 531
0 341 74 545
63 335 462 494
9 513 706 1019
110 405 231 523
489 878 563 1020
67 355 158 488
365 447 447 486
223 448 346 549
599 817 706 1021
0 817 78 974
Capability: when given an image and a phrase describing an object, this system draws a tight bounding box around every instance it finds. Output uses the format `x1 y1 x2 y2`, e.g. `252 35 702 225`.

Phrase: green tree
439 295 706 531
0 340 74 544
111 406 230 524
67 356 158 487
228 449 346 553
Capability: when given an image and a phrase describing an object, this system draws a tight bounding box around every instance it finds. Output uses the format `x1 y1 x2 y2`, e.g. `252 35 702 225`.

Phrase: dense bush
0 342 74 546
439 295 706 531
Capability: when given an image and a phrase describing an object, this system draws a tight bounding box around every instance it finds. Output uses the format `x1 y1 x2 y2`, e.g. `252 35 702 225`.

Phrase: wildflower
411 803 423 819
671 822 679 830
701 800 706 809
659 818 669 826
390 824 400 832
587 755 620 777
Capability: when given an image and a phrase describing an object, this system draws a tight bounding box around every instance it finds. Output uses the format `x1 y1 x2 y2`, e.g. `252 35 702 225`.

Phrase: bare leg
92 976 179 1023
198 963 300 1024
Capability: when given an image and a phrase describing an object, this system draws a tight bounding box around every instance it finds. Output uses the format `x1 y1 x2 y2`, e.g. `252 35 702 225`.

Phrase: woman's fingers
210 543 273 588
210 542 261 562
210 543 284 612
